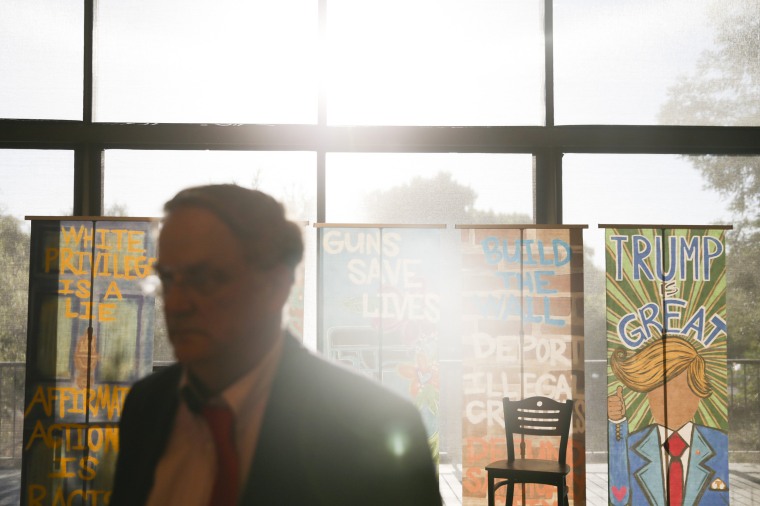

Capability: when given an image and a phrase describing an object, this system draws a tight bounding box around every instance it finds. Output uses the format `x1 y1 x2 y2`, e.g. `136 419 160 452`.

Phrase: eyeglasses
152 263 244 296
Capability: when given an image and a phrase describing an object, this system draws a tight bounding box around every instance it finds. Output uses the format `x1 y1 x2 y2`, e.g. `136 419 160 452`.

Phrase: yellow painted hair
610 337 711 398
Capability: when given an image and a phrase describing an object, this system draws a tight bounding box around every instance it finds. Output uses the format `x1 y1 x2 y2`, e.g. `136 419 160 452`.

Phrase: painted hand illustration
608 385 625 423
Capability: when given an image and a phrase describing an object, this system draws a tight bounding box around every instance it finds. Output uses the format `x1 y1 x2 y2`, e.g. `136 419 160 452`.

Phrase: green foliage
658 0 760 457
686 156 760 224
725 227 760 359
660 0 760 362
364 172 530 224
659 1 760 128
0 213 30 362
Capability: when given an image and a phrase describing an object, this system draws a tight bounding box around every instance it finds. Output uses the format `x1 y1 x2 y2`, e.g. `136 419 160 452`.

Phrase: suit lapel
632 426 666 506
239 335 305 504
683 426 716 506
146 366 183 459
126 365 182 506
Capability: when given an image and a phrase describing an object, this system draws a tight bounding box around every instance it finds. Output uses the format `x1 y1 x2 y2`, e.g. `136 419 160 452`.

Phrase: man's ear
267 264 295 311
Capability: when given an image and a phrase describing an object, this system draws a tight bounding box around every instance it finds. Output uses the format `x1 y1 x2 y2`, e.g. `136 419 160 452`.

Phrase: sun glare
325 0 544 126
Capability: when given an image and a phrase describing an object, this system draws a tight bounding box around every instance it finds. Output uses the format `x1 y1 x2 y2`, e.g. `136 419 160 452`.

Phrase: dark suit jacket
110 335 442 506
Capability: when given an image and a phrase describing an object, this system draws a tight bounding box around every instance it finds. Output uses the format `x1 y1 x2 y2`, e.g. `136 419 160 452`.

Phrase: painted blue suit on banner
608 420 729 506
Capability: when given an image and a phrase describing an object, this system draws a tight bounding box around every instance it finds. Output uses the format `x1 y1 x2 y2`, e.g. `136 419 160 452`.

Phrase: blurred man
111 184 441 506
607 337 728 506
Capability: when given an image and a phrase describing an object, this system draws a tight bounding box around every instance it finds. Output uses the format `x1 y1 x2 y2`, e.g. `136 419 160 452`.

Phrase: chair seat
486 458 571 479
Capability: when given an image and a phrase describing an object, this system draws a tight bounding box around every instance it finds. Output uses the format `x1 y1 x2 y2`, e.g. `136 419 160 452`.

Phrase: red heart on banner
611 485 627 502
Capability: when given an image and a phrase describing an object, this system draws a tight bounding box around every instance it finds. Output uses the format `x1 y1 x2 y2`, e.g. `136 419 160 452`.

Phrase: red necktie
203 405 240 506
664 432 687 506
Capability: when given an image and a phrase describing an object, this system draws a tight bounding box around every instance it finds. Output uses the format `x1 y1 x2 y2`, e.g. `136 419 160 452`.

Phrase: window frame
1 0 758 218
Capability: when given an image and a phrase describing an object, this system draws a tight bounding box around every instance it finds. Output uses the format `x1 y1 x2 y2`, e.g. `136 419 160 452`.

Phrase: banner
605 227 730 506
319 226 444 463
21 219 157 506
460 226 585 506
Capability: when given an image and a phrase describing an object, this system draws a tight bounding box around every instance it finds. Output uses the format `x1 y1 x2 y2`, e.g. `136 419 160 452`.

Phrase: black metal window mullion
544 0 555 128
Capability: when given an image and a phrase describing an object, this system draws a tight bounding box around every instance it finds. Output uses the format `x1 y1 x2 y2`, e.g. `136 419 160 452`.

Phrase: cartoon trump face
609 336 711 429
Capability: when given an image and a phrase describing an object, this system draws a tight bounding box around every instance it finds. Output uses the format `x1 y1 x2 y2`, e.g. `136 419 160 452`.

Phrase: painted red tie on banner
665 432 687 506
203 405 239 506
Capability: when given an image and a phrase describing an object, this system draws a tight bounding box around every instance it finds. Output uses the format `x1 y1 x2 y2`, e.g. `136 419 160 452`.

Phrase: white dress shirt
145 338 283 506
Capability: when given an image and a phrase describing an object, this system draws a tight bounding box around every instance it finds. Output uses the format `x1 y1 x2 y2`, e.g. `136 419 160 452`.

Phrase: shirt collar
179 333 285 417
658 421 694 446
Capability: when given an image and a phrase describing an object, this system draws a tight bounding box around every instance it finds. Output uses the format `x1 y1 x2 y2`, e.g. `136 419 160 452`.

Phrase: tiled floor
2 464 759 505
439 462 760 505
439 464 463 505
0 471 19 506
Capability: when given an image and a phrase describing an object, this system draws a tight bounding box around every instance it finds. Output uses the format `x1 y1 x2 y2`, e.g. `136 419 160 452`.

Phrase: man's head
155 184 303 390
163 184 304 269
611 337 711 428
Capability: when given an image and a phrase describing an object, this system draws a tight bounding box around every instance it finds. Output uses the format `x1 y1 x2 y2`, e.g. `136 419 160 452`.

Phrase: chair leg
506 482 514 506
558 478 569 506
487 473 494 506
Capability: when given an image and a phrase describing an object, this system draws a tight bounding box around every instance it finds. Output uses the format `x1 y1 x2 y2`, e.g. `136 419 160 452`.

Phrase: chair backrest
503 396 574 464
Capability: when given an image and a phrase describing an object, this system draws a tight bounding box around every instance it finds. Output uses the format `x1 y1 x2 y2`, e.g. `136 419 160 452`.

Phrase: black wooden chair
485 396 574 506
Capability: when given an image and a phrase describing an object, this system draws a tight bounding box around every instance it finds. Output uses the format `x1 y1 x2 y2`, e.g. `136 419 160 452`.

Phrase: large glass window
0 149 74 474
327 0 544 126
94 0 545 126
0 150 75 228
94 0 318 123
326 152 534 496
326 153 534 223
564 154 759 503
0 0 83 120
103 150 316 220
103 149 318 355
554 0 760 126
564 154 732 461
1 0 759 503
